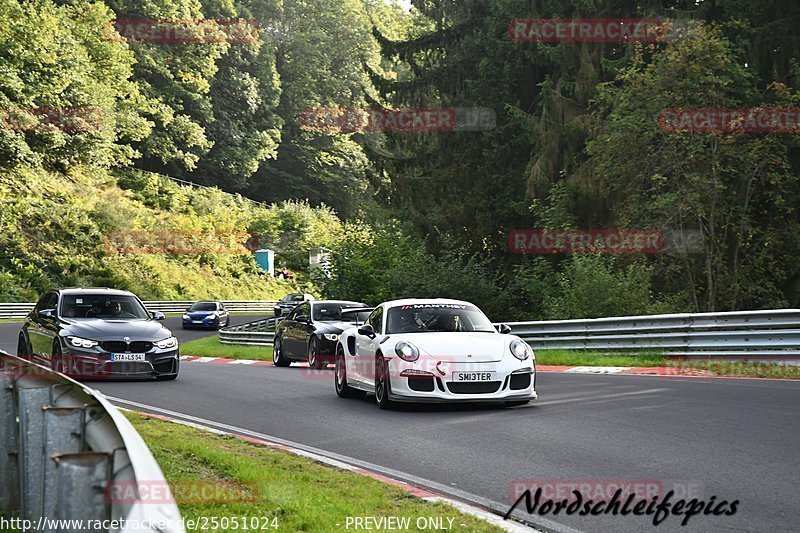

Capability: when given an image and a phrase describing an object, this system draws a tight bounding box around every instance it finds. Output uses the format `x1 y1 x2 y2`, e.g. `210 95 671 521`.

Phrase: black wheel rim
309 340 317 366
376 358 385 400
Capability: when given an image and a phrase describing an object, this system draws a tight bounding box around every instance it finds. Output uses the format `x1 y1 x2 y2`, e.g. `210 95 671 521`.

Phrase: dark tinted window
35 292 58 314
294 302 311 319
312 302 365 322
368 307 383 334
282 293 305 302
59 294 149 320
189 302 217 311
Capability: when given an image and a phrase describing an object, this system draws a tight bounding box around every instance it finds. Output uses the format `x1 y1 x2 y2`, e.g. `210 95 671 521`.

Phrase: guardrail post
42 406 86 520
0 367 19 515
17 385 51 522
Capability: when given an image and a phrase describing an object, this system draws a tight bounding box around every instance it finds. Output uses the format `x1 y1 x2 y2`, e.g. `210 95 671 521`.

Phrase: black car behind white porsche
16 288 180 380
273 300 371 369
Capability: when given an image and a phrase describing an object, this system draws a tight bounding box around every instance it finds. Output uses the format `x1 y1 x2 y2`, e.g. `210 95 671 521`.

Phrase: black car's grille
101 341 153 353
510 373 532 390
447 381 502 394
105 361 152 374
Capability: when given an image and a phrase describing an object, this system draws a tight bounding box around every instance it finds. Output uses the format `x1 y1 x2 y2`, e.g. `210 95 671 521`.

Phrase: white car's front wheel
335 348 364 399
375 354 394 409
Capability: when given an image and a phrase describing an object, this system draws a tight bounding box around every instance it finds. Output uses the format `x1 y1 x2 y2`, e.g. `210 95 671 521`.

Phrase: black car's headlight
323 333 339 341
510 339 533 360
155 337 178 349
68 336 98 348
395 341 420 362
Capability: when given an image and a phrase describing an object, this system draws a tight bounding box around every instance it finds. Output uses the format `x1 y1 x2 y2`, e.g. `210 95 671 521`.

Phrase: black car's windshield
282 293 305 302
189 302 217 311
60 294 150 320
313 303 365 322
341 309 373 325
385 304 495 334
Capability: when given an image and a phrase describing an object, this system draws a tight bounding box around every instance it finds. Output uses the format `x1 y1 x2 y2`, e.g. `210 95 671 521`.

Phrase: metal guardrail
0 300 277 319
0 352 184 532
217 308 800 357
219 317 279 346
506 309 800 356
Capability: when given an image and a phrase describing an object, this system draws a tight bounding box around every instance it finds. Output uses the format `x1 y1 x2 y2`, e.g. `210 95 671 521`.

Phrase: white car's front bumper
385 357 536 403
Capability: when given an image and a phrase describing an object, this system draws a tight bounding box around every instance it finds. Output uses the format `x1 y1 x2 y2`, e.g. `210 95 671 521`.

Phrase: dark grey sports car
17 288 179 380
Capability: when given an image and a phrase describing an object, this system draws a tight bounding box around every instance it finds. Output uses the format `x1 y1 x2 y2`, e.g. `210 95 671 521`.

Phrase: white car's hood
392 332 507 363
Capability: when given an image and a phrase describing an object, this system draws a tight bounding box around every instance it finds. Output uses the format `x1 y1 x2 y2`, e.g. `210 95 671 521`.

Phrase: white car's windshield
385 304 495 334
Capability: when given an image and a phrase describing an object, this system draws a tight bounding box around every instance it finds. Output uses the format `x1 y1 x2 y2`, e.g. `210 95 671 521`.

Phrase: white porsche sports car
334 299 537 408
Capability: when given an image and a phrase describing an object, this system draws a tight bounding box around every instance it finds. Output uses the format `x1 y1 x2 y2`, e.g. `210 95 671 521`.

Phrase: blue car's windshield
189 302 217 311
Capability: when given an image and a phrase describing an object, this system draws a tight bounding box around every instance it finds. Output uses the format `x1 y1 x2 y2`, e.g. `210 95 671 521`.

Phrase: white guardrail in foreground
0 300 277 319
219 309 800 357
0 352 184 533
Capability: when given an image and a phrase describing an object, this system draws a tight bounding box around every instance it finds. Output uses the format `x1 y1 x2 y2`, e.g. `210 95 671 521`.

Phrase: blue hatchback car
182 301 230 330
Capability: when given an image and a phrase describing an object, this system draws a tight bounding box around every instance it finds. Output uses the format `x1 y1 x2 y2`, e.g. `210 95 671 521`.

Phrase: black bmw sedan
16 288 180 380
273 300 371 369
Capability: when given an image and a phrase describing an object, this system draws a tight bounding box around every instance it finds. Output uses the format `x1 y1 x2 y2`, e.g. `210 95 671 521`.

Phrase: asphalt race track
1 321 798 532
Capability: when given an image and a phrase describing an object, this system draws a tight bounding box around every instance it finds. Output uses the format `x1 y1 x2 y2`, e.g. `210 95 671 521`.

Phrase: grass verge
535 350 666 367
180 335 273 361
125 411 505 532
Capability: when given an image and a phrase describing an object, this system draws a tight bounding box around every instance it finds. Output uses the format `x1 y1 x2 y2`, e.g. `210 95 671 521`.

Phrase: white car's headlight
68 336 98 348
510 339 532 360
155 337 178 349
182 314 190 320
323 333 339 341
395 341 420 362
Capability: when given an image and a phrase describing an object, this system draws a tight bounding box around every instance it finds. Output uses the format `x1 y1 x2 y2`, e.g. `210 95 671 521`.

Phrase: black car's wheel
273 336 290 367
308 337 326 369
504 400 531 407
17 333 30 359
335 347 364 399
375 353 394 409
